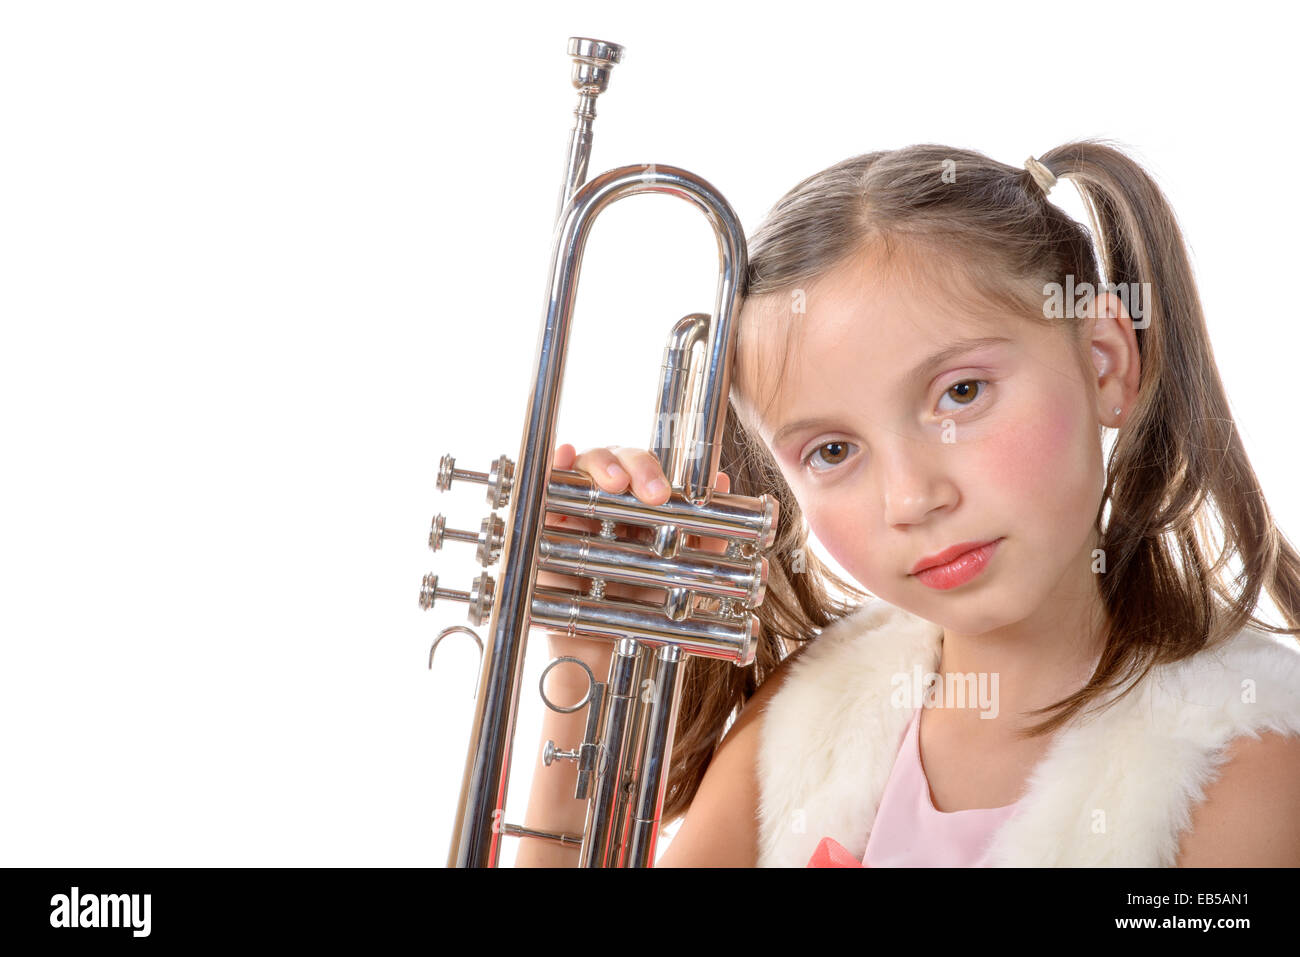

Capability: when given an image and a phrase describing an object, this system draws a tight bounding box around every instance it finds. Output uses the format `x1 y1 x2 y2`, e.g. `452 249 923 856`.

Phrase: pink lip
910 538 1003 590
911 538 1001 575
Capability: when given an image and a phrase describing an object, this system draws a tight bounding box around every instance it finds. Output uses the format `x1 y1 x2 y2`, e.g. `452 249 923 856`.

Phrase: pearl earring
1113 406 1122 417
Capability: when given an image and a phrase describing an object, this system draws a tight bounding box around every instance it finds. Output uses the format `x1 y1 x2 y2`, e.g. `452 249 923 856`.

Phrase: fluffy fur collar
756 598 1300 867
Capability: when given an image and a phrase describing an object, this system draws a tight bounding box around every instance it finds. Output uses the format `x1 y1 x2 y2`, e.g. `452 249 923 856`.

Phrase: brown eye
819 442 848 464
947 381 980 404
803 441 854 473
937 379 989 413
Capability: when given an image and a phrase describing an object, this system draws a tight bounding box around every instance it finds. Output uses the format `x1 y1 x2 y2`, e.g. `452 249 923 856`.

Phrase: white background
1 1 1294 866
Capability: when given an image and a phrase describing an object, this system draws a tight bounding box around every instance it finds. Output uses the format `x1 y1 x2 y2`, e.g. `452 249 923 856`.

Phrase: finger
572 447 633 495
609 447 671 505
715 471 730 494
548 446 574 528
553 443 576 470
546 443 595 531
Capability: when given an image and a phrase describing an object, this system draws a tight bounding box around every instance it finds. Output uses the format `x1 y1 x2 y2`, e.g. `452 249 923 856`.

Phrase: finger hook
430 625 485 699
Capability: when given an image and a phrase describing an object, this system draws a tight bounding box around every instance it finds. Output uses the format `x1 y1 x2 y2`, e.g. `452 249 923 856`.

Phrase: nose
879 437 959 527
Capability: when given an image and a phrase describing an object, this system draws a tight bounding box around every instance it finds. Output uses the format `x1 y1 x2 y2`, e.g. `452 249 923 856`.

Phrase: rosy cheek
970 392 1083 496
801 498 880 582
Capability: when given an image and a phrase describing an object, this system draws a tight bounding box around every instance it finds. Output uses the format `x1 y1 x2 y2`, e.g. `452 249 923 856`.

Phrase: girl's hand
536 442 732 670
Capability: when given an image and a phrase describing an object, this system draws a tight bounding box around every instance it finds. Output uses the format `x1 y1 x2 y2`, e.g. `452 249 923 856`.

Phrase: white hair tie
1024 155 1057 195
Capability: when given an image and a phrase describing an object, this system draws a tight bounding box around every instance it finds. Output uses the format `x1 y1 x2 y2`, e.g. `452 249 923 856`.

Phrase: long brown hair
660 139 1300 824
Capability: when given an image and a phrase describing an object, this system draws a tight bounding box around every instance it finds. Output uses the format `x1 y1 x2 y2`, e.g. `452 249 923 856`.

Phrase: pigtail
1022 140 1300 729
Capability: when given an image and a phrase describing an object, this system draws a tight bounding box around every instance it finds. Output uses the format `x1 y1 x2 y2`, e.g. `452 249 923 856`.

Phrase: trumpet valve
436 453 514 509
419 571 496 626
429 512 505 567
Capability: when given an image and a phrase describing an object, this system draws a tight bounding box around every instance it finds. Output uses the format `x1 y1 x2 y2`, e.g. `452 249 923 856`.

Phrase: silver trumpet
422 37 779 867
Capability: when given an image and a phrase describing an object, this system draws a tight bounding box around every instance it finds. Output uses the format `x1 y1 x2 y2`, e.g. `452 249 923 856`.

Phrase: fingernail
606 464 628 482
647 478 668 497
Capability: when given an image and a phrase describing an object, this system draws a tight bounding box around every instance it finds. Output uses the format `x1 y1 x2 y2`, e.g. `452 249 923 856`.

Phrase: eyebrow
770 335 1012 446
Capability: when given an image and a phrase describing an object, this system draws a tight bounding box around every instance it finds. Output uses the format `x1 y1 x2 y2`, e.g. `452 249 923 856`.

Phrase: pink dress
861 706 1022 867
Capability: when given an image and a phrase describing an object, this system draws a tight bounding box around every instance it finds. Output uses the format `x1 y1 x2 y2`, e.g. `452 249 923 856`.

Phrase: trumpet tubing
422 37 779 867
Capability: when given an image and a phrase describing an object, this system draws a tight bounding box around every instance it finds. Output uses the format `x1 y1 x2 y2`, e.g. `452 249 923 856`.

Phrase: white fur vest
756 598 1300 867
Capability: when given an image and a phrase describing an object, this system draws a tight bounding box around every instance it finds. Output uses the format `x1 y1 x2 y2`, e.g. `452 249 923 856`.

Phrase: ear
1084 291 1141 428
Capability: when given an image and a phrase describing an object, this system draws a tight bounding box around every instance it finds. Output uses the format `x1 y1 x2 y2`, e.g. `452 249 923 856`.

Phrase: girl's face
736 248 1133 636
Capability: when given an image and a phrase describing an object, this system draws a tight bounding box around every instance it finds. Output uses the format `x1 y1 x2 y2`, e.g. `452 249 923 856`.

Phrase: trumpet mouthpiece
567 37 624 95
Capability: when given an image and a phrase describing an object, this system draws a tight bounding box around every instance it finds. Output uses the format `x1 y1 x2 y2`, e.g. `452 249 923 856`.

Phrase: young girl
519 140 1300 867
